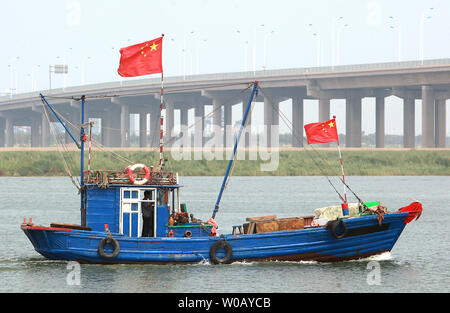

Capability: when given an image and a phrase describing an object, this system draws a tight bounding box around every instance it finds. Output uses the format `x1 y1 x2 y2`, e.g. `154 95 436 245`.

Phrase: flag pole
159 34 165 168
334 115 348 216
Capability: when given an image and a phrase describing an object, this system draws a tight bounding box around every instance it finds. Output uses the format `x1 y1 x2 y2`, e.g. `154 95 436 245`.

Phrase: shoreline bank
0 149 449 176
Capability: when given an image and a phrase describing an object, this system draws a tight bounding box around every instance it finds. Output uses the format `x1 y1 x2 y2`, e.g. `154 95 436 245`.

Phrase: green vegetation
0 149 449 176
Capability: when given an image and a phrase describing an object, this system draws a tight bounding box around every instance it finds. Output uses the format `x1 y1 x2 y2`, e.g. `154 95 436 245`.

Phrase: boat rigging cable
212 82 259 220
41 81 253 101
40 97 80 190
41 101 137 166
40 81 365 207
39 95 137 190
258 87 365 205
38 83 253 186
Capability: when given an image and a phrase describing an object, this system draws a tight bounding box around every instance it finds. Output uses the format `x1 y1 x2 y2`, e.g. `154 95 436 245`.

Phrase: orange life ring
127 164 150 185
184 230 192 238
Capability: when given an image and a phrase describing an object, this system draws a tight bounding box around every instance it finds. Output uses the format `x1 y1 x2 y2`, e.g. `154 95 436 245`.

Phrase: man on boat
142 191 154 237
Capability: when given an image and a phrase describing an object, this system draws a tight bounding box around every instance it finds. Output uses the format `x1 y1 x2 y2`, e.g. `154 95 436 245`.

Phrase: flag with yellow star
118 36 163 77
304 118 339 144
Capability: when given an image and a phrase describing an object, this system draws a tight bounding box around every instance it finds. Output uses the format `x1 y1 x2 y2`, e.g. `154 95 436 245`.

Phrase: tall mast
80 95 86 224
211 82 258 220
159 34 165 168
80 95 85 187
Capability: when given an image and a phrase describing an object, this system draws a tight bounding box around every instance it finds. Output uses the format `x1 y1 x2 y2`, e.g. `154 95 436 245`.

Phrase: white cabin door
119 188 156 237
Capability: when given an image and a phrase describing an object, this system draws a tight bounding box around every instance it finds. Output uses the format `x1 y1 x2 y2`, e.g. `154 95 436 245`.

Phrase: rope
258 87 347 202
261 87 370 205
41 102 80 190
160 83 253 148
42 81 253 100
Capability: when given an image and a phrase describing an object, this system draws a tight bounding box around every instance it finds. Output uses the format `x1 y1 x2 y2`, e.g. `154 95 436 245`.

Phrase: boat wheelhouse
81 167 213 239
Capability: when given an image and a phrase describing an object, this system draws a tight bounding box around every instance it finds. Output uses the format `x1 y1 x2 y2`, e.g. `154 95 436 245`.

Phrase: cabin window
120 187 156 237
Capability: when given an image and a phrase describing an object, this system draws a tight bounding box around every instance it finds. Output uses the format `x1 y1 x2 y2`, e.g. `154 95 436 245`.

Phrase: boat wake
191 252 394 267
357 251 393 262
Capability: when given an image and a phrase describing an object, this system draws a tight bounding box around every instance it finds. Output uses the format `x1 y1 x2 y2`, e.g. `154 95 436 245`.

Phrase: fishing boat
21 82 423 264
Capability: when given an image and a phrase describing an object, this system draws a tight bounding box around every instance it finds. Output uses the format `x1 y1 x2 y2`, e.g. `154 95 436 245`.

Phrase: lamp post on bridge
420 7 434 65
236 30 249 72
183 30 195 80
169 38 183 76
196 38 207 75
8 56 20 95
31 64 41 91
308 24 322 66
263 29 275 71
81 56 92 85
388 16 402 62
335 22 349 66
331 16 344 70
253 23 265 75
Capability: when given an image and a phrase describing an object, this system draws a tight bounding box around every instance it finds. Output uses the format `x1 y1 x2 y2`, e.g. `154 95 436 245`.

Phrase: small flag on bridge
304 118 339 145
118 36 163 77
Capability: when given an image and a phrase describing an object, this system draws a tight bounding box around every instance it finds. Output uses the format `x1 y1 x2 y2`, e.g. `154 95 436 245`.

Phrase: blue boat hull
21 213 409 264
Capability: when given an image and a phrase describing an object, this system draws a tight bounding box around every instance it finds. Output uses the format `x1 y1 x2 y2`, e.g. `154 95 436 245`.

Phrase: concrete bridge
0 58 449 149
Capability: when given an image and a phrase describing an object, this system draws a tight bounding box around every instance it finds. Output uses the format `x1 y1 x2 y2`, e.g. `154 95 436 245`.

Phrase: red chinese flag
118 36 163 77
304 118 339 144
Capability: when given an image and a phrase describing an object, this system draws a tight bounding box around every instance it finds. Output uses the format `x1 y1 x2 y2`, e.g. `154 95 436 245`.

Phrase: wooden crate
246 215 277 222
255 220 279 233
277 217 304 231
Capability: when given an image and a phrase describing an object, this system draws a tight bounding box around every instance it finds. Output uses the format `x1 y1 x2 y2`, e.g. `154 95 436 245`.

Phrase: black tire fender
209 240 233 264
327 218 348 239
98 237 120 259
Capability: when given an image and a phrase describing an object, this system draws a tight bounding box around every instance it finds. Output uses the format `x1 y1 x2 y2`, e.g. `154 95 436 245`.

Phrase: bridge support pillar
421 86 435 148
223 104 232 148
212 98 223 148
194 103 204 148
435 99 446 148
120 104 130 147
139 111 148 148
179 107 188 143
0 118 5 147
318 97 330 147
165 102 174 147
375 96 385 148
346 96 362 147
264 97 279 148
103 108 121 147
41 114 49 147
100 112 107 146
150 106 160 148
292 97 304 147
6 118 13 147
31 117 40 147
403 98 415 148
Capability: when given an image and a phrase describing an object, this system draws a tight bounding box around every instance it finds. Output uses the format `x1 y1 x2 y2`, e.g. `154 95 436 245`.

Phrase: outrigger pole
336 134 349 216
39 93 87 222
211 81 258 220
39 94 80 148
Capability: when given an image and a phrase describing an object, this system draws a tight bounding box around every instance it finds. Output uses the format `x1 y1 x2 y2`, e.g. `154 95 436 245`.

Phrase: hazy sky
1 0 449 135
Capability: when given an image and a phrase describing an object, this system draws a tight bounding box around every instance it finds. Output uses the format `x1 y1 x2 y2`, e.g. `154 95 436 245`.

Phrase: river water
0 176 448 293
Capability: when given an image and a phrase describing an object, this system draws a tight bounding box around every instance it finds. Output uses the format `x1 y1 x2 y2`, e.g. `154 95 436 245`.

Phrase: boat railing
83 169 177 187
